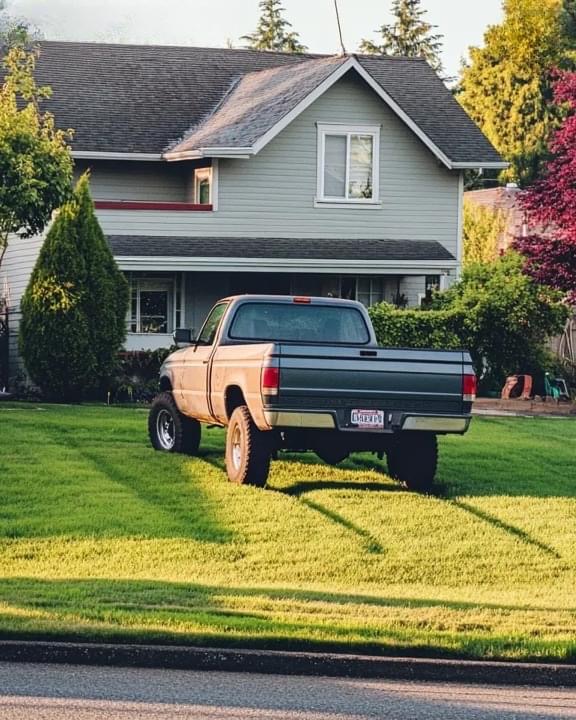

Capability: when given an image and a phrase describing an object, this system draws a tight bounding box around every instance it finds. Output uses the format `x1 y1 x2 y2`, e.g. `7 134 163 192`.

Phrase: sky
8 0 504 78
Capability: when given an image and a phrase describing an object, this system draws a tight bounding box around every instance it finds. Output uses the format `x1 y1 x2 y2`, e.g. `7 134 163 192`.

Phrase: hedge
368 303 463 351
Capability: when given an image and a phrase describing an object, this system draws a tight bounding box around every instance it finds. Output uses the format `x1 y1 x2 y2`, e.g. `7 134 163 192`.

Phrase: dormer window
317 124 380 204
194 167 212 205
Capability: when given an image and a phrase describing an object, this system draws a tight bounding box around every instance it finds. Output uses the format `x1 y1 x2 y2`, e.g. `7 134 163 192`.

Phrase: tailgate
273 344 471 420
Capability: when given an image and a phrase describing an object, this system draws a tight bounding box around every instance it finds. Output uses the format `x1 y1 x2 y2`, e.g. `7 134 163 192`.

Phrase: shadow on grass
1 576 575 662
4 422 234 544
450 500 562 560
199 446 397 555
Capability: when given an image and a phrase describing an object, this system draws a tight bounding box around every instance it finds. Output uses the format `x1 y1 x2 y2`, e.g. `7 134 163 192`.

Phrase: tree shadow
0 577 575 663
2 420 233 543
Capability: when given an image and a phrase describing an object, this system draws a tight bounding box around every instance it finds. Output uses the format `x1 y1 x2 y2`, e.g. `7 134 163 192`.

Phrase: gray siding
95 72 461 259
1 233 43 380
75 160 190 203
1 233 43 309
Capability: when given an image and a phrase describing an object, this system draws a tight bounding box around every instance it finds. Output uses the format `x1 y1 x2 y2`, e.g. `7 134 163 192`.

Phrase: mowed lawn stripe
1 403 575 661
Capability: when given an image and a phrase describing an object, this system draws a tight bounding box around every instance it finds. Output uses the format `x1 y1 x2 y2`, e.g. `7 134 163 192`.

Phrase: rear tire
225 405 271 487
148 392 201 455
386 432 438 493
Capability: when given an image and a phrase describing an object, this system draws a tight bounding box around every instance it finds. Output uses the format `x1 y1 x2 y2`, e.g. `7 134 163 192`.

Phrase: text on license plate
351 409 384 429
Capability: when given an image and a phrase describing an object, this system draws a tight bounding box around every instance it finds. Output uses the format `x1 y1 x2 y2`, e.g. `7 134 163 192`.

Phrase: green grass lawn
1 402 575 662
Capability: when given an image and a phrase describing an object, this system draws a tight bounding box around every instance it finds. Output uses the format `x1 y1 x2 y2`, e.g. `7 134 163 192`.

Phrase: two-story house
1 41 504 375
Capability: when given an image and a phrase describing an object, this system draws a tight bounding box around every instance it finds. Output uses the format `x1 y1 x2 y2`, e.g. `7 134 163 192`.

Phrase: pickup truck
149 295 476 492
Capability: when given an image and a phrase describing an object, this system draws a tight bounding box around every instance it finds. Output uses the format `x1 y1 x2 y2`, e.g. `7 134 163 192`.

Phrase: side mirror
173 328 192 346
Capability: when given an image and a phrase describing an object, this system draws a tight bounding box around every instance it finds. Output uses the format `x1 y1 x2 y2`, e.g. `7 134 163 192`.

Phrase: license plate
351 409 384 429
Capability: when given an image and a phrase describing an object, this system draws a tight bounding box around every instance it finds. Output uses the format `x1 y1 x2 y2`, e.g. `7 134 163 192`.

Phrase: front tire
386 432 438 493
225 405 271 487
148 392 201 455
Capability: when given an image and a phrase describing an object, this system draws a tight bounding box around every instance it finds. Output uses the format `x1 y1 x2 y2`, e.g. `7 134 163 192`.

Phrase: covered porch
110 235 457 352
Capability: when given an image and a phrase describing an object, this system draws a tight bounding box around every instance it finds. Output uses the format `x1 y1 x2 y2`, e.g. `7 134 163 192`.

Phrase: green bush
433 254 567 388
109 348 174 404
369 254 568 393
368 303 462 350
19 175 129 401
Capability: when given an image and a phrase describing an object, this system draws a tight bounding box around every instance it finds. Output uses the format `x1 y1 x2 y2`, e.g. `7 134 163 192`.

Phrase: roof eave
72 150 164 161
164 147 254 161
451 161 509 170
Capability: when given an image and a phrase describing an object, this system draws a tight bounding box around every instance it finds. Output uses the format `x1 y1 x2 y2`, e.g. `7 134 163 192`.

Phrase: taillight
293 296 311 304
262 366 280 396
463 374 477 402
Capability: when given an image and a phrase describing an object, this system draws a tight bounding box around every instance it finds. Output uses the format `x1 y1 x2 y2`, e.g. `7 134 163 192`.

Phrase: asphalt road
0 662 575 719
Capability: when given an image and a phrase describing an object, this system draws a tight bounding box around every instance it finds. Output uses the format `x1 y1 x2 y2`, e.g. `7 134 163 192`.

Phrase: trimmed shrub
19 174 129 401
368 303 462 350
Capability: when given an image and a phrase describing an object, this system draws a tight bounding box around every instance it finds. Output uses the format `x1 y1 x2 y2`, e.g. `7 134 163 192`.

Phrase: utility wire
334 0 347 55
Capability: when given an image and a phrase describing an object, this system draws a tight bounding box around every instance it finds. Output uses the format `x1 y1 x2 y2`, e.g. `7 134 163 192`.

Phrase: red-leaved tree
515 71 576 303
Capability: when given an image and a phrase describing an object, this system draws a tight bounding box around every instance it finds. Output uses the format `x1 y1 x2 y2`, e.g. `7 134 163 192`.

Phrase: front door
178 302 228 422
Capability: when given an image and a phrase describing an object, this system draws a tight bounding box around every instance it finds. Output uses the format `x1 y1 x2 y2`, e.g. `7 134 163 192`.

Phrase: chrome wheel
231 424 243 470
156 409 175 450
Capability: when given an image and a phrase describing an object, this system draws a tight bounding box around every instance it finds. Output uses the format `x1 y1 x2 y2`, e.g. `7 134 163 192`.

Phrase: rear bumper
263 410 471 434
263 411 336 429
401 415 471 433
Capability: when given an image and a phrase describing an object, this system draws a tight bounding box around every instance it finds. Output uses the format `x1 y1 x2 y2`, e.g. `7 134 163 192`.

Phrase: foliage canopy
463 200 508 267
515 71 576 303
0 45 73 255
458 0 576 186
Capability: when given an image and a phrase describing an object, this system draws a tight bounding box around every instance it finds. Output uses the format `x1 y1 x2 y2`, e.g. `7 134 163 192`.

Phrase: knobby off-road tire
225 405 272 487
386 432 438 493
148 391 201 455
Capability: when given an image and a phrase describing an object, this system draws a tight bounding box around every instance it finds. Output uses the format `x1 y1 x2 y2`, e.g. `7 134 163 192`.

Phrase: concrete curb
0 641 575 687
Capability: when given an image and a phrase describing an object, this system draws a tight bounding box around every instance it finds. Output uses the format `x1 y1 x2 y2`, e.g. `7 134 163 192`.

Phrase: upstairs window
317 124 380 203
194 167 212 205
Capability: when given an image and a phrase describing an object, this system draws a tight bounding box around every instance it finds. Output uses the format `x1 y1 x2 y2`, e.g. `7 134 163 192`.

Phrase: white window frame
193 167 213 205
128 274 184 335
356 276 387 307
316 123 380 205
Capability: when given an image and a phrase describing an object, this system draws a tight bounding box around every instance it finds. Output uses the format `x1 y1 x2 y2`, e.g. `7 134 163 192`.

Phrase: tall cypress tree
74 174 129 386
20 174 129 400
360 0 444 73
242 0 307 53
19 202 94 401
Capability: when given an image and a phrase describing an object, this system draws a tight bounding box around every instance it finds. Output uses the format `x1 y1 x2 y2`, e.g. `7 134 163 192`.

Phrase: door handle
202 360 209 365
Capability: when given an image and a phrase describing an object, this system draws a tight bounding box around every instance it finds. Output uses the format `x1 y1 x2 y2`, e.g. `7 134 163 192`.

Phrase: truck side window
197 303 228 346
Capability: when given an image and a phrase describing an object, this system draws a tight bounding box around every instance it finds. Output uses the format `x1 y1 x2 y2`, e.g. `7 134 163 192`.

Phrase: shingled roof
108 236 456 262
35 41 504 167
166 55 349 157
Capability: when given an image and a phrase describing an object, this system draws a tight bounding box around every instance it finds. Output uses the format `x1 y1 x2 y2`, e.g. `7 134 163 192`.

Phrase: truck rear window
229 302 370 345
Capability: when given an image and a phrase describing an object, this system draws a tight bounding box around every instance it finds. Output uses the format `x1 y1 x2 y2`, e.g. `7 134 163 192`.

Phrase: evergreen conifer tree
74 175 129 385
20 175 129 400
19 201 94 401
242 0 307 53
360 0 444 73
